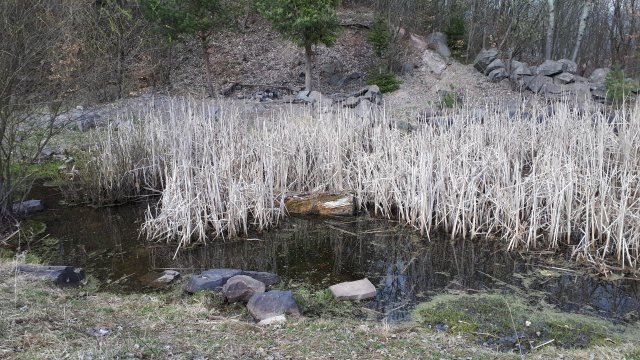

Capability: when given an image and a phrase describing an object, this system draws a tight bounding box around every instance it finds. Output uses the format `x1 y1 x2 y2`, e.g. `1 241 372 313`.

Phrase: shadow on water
25 185 640 322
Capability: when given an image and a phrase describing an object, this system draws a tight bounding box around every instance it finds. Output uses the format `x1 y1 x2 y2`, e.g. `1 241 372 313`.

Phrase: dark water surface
25 185 640 322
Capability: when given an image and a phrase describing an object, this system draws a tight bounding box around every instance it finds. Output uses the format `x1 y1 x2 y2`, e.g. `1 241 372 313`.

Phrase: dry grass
85 98 640 268
1 259 638 359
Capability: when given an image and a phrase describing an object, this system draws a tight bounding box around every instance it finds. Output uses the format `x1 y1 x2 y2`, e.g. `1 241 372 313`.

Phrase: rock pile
471 48 631 102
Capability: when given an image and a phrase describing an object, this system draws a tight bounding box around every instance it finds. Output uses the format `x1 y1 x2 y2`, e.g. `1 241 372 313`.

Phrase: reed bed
86 98 640 267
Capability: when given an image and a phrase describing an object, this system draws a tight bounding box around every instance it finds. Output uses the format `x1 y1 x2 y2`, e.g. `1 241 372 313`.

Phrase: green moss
10 161 64 181
413 293 624 351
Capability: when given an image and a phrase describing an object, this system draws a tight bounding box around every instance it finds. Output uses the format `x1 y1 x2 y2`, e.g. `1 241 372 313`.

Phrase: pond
23 185 640 322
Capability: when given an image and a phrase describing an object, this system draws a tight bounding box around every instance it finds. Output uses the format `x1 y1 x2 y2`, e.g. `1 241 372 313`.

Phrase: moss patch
413 293 631 352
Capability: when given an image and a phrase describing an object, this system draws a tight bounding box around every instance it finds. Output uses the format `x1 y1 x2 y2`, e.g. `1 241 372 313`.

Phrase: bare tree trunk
571 0 592 62
304 43 313 91
545 0 555 60
199 32 215 97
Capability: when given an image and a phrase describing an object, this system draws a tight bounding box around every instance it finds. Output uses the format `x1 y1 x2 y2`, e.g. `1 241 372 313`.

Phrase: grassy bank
85 99 640 268
1 258 638 359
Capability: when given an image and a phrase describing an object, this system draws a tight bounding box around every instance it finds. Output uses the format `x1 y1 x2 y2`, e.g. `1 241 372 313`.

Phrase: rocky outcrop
329 278 377 300
16 264 85 286
247 290 301 321
222 275 266 303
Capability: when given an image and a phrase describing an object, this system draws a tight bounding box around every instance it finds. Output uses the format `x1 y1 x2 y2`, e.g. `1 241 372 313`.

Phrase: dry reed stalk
86 97 640 267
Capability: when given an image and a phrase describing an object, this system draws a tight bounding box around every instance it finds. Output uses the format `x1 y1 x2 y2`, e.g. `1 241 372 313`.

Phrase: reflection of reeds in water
87 98 640 267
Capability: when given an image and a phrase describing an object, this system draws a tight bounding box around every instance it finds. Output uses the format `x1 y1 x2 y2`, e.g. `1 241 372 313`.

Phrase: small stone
258 315 286 325
329 278 377 300
525 320 532 327
247 290 301 321
154 270 180 284
12 199 45 214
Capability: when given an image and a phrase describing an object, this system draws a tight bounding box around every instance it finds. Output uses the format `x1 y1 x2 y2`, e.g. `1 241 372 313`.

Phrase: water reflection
27 185 640 322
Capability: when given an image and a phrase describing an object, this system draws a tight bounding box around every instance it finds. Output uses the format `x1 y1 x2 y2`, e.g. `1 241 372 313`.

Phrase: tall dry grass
85 98 640 267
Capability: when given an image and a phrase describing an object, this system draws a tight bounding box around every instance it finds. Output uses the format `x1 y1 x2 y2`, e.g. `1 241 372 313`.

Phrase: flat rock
554 72 575 84
222 275 265 303
258 315 287 326
247 290 301 321
185 269 279 293
185 269 242 293
537 60 564 76
329 278 377 300
16 264 85 286
154 270 180 284
12 200 44 215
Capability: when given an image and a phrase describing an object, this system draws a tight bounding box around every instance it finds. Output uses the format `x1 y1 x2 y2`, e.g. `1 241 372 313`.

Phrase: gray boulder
554 72 575 84
222 275 265 303
526 75 554 94
185 269 242 293
343 96 361 108
558 59 578 74
488 68 508 83
510 61 532 76
422 50 447 76
329 278 377 300
537 60 564 76
484 59 505 75
295 90 323 104
247 290 301 321
425 32 451 59
185 269 279 293
241 270 280 286
361 85 382 105
12 200 44 215
473 48 498 73
16 264 85 286
589 68 610 83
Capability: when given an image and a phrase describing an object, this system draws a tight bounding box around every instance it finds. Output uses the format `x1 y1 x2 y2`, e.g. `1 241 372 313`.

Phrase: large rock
185 269 242 293
554 72 575 85
484 59 505 75
361 85 382 105
510 60 532 76
558 59 578 74
16 264 85 286
295 90 323 104
425 32 451 59
473 48 498 73
329 278 377 300
536 60 564 76
422 50 447 76
285 193 355 216
222 275 265 303
488 68 508 83
241 271 280 286
589 68 610 83
247 290 301 321
12 200 44 215
526 75 555 94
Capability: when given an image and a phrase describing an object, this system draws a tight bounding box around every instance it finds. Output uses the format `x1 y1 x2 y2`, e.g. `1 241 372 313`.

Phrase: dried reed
86 98 640 267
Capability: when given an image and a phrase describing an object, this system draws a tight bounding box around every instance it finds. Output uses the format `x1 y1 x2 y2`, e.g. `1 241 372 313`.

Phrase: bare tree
571 0 593 62
0 0 72 223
